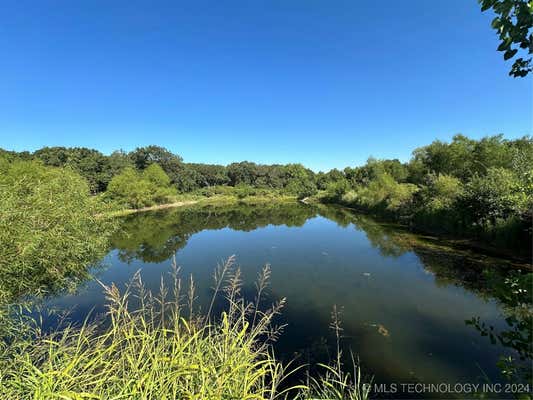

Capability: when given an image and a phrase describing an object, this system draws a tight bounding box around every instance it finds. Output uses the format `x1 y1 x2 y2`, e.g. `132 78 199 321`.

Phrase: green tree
0 160 113 303
316 169 347 190
106 165 176 208
479 0 533 77
411 135 476 181
105 150 134 180
129 145 183 170
34 147 112 193
424 174 463 210
187 163 229 187
106 167 153 208
128 146 199 192
227 162 259 186
463 167 528 226
324 179 350 201
144 163 171 187
412 174 465 232
282 164 318 199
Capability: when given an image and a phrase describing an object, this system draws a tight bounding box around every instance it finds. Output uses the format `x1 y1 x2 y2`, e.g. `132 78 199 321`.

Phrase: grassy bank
310 192 532 263
104 192 298 217
0 258 370 400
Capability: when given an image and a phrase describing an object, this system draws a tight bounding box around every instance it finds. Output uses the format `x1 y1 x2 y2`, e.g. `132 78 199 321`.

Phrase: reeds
0 257 370 400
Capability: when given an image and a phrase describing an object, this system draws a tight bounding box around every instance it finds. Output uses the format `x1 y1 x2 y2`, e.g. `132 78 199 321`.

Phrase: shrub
462 167 528 227
106 165 177 209
235 183 257 199
324 180 350 202
421 174 463 212
0 160 113 303
342 173 418 216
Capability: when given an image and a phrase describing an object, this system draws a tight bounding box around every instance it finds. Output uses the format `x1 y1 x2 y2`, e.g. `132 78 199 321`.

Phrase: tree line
0 145 319 204
1 133 531 253
321 134 532 254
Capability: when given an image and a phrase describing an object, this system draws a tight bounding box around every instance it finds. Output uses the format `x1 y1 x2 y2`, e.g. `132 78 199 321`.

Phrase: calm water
46 202 529 398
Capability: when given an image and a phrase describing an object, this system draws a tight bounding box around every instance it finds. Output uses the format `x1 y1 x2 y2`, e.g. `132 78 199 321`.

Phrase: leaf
504 48 518 60
480 0 497 12
497 38 512 51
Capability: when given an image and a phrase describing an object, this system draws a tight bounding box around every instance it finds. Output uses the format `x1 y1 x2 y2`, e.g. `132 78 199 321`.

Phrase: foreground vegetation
0 158 114 304
0 257 370 400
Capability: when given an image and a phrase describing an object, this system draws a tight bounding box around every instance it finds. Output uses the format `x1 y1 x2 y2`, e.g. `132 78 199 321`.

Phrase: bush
106 164 177 209
342 173 418 216
0 160 113 303
462 167 528 227
422 174 463 212
235 183 257 199
323 179 350 202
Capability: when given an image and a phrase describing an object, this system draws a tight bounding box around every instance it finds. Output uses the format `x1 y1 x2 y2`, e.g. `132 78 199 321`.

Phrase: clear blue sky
0 0 531 171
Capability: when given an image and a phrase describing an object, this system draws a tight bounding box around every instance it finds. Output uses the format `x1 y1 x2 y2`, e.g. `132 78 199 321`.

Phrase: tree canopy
0 159 114 302
479 0 533 77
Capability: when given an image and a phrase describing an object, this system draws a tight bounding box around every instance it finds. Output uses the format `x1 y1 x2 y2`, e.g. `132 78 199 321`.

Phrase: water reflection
45 202 532 397
113 202 315 263
466 270 532 389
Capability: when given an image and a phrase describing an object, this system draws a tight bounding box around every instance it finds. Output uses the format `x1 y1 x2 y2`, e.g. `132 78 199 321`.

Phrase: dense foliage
321 134 532 254
106 164 177 208
1 146 318 201
2 133 531 252
0 159 114 303
0 259 370 400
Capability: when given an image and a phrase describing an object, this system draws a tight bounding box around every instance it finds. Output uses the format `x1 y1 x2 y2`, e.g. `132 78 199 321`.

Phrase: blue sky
0 0 531 171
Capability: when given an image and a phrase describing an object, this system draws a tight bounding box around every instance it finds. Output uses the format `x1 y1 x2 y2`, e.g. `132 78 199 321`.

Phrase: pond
46 201 531 398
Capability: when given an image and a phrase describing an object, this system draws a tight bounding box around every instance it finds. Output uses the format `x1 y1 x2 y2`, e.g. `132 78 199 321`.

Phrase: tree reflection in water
112 202 532 388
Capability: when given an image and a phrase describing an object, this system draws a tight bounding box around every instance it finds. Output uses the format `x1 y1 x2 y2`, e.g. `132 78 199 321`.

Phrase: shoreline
105 200 200 217
103 195 531 267
312 201 532 267
104 194 298 217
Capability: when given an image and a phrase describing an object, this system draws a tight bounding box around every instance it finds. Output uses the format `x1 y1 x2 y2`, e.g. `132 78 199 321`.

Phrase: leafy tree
409 134 531 182
144 163 171 187
0 149 32 162
462 167 528 226
324 179 350 201
172 165 202 192
282 164 318 199
106 150 134 179
340 171 418 215
188 163 229 187
106 165 176 208
34 147 112 193
379 159 409 182
344 158 408 186
411 135 476 181
479 0 533 77
106 167 153 209
128 146 202 192
227 162 259 186
316 169 346 190
0 160 113 303
129 145 183 170
33 146 70 166
421 174 464 211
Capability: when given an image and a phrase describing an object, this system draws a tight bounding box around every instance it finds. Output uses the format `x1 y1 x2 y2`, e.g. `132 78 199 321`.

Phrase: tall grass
0 257 370 400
